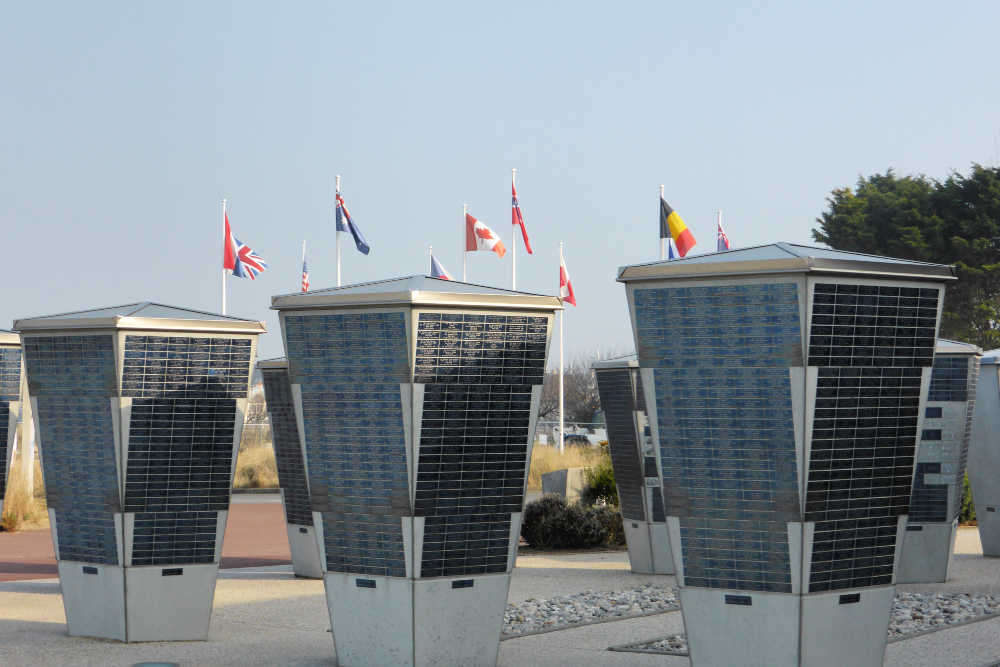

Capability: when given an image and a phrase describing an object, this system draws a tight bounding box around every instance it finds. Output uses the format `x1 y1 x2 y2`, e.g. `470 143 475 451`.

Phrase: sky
2 1 999 363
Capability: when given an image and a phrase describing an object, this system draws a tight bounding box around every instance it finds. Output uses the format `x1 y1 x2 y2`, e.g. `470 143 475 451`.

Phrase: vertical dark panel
806 284 939 592
122 335 252 566
23 336 119 565
594 368 645 521
414 313 548 577
634 283 801 593
285 312 410 578
261 367 313 526
954 358 979 520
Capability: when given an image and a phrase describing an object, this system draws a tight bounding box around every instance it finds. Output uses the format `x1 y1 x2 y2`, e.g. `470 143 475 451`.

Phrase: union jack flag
223 210 268 280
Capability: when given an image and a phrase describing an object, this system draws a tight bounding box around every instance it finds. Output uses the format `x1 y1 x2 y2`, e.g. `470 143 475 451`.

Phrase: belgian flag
659 197 696 257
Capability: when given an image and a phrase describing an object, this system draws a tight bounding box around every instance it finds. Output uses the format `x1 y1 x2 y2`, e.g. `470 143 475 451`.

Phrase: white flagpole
336 175 342 287
428 243 433 273
559 241 565 454
462 204 468 282
221 198 227 315
512 168 517 290
659 184 666 261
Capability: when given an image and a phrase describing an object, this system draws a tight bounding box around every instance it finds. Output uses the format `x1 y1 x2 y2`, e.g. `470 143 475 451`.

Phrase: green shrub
581 448 618 507
961 472 976 524
520 494 609 549
590 503 626 546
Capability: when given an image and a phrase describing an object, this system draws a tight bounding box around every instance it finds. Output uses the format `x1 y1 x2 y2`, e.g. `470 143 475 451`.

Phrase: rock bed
502 585 679 637
617 592 1000 655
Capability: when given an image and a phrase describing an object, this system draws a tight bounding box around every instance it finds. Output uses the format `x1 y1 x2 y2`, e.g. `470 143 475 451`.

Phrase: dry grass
233 442 279 489
1 446 48 532
526 444 606 490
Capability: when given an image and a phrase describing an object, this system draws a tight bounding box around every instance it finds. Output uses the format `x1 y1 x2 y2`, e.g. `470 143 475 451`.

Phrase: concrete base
325 572 508 667
286 524 323 579
975 503 1000 556
59 561 126 641
124 563 218 641
680 585 893 667
623 520 674 574
57 561 219 642
897 521 958 583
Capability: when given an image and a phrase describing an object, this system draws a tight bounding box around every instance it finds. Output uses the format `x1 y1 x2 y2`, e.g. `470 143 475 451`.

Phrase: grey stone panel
414 312 547 577
634 282 802 594
261 368 312 526
284 312 409 578
23 335 119 565
594 368 645 521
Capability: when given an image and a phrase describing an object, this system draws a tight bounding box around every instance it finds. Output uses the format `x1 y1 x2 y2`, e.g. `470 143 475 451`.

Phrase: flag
717 219 731 252
223 211 268 280
430 253 453 280
512 179 532 253
559 255 576 306
335 194 371 255
465 213 506 258
301 255 310 292
659 197 696 257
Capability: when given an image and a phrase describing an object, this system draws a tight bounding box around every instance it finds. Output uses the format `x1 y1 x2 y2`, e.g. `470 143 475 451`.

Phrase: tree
538 360 603 425
812 165 1000 349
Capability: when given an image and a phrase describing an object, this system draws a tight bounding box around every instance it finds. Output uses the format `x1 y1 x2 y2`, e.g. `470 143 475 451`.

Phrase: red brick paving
0 498 292 582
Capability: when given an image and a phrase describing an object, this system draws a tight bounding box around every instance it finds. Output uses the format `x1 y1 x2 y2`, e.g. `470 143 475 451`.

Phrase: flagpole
559 240 565 454
659 185 666 261
221 198 227 315
512 168 517 290
428 243 433 272
301 239 307 290
336 175 342 287
462 204 468 282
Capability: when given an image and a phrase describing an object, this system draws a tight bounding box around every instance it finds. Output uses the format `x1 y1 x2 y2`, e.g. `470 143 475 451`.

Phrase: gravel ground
503 584 679 637
617 592 1000 655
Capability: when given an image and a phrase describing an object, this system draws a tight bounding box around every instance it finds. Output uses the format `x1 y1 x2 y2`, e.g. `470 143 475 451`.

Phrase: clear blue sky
2 1 998 362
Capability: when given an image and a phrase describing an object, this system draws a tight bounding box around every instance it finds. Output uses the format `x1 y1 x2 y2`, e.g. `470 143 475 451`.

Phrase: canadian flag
559 255 576 306
465 213 507 258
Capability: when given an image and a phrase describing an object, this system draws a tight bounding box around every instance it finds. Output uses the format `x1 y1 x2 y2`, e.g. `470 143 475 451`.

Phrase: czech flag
659 197 696 257
430 253 453 280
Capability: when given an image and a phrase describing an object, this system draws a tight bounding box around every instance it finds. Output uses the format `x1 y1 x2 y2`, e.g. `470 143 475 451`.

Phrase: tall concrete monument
593 356 674 574
15 303 264 642
970 349 1000 556
257 357 322 578
898 339 981 582
273 276 559 667
0 329 22 518
619 243 952 667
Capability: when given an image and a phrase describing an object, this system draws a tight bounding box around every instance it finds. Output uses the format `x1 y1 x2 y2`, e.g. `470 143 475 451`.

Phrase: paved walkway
2 499 999 665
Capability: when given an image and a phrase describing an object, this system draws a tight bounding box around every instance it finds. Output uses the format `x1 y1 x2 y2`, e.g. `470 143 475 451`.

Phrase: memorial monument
593 356 674 574
273 276 559 667
618 243 952 667
258 357 322 578
970 349 1000 557
898 339 981 582
15 303 264 642
0 329 22 518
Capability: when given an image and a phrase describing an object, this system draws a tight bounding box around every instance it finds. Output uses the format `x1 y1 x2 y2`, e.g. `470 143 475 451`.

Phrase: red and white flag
301 241 310 292
465 213 506 258
559 255 576 306
512 178 532 254
717 220 731 252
